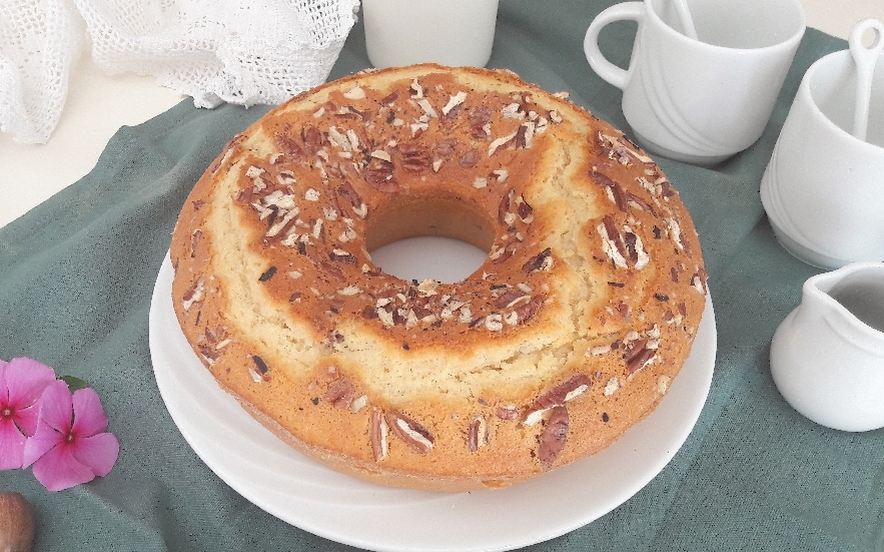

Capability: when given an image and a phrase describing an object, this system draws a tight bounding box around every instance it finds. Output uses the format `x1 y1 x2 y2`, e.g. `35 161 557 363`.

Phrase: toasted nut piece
0 492 35 552
536 405 569 469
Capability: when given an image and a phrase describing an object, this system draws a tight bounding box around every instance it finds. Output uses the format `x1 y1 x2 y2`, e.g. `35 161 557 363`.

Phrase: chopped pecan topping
197 343 220 364
343 85 365 100
510 295 544 325
467 416 489 452
522 247 553 273
523 374 590 426
515 122 535 148
370 409 389 461
528 374 591 414
398 143 432 173
599 216 649 270
325 379 356 409
496 405 519 420
248 354 271 383
274 132 306 163
692 268 709 294
386 410 434 453
234 187 253 204
470 124 489 140
251 354 269 374
433 138 458 157
258 266 277 282
458 149 480 168
338 104 369 121
537 405 569 469
601 215 627 265
380 90 399 104
336 181 367 219
203 325 230 348
594 171 628 212
441 91 467 116
301 126 324 156
182 277 205 311
364 156 397 192
604 377 621 396
488 131 517 156
624 339 656 374
596 132 654 166
190 229 202 258
489 242 516 264
415 98 438 118
494 288 528 310
469 105 493 128
484 314 504 332
197 325 230 364
498 189 514 225
329 249 358 264
516 197 534 223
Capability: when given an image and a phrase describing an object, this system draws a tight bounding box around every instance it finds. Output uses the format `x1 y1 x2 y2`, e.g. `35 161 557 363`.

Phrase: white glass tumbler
363 0 499 68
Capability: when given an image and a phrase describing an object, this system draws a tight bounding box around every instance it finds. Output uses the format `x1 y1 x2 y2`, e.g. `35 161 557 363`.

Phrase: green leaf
60 375 89 392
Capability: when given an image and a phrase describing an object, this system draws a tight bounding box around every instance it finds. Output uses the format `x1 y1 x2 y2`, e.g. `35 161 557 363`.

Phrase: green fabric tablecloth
2 1 881 550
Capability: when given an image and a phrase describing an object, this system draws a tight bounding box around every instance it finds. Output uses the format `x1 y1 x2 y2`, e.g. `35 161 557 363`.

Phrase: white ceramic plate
149 253 716 552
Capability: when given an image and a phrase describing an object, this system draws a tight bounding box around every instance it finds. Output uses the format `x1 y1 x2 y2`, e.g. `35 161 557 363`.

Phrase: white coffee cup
363 0 499 68
760 20 884 269
584 0 806 166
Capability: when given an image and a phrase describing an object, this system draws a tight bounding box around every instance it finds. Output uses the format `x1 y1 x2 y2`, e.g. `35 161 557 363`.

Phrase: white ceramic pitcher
770 262 884 432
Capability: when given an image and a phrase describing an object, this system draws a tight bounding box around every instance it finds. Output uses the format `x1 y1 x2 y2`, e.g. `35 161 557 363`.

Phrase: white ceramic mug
363 0 499 68
770 262 884 432
584 0 806 165
761 20 884 269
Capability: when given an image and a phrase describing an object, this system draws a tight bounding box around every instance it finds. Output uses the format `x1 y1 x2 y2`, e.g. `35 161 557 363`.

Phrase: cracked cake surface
169 64 707 491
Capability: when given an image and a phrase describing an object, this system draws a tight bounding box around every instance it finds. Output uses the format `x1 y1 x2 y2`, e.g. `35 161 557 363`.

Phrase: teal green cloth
2 1 881 550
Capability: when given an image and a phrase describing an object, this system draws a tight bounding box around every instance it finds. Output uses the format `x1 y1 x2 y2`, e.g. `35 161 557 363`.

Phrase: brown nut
0 491 35 552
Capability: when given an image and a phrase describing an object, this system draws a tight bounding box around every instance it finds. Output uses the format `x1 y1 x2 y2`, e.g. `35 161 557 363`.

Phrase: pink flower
0 357 57 470
22 380 120 492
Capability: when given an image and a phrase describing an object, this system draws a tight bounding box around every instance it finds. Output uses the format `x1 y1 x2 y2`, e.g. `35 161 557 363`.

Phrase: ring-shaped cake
169 64 707 491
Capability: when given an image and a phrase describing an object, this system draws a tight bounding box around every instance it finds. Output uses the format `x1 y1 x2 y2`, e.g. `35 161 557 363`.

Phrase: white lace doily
0 0 84 144
0 0 359 144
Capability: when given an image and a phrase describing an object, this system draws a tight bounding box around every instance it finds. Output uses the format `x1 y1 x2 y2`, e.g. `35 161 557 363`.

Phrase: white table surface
1 0 882 229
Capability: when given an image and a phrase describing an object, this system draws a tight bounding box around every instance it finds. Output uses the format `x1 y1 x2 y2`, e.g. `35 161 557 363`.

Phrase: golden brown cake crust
169 64 707 491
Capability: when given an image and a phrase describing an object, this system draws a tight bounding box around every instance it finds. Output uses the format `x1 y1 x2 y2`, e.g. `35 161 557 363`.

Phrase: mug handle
584 2 645 90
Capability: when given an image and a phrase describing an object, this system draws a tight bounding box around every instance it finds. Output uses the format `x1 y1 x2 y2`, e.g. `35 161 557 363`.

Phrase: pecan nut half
370 408 389 461
537 405 569 469
398 143 432 173
467 416 489 452
386 410 434 454
324 379 356 409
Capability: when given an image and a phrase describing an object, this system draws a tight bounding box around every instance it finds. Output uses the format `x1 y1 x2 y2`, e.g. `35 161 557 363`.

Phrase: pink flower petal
0 359 8 390
21 419 63 468
71 388 108 437
36 380 74 434
31 443 96 492
0 418 27 470
5 357 56 409
70 432 119 477
11 403 41 437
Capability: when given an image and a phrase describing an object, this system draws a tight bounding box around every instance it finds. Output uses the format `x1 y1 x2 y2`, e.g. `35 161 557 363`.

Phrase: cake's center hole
366 195 495 284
